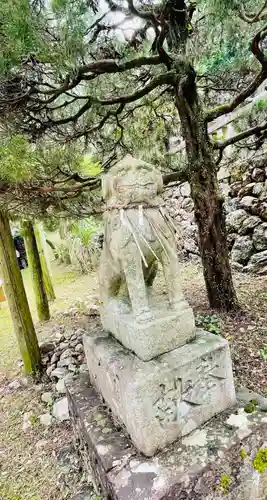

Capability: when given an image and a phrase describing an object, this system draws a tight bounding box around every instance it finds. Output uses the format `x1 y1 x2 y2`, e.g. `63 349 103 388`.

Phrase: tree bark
0 211 42 374
174 68 239 311
34 222 56 301
23 221 50 322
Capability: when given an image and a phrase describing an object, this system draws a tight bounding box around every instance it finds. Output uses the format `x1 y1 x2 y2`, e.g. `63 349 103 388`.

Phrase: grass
0 261 98 500
0 264 98 381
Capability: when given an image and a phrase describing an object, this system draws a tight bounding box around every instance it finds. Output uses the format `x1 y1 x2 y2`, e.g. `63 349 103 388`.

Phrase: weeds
196 314 221 335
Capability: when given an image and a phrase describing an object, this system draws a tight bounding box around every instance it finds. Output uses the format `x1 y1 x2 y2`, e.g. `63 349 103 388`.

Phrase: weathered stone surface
240 196 258 212
252 223 267 251
83 328 235 456
46 365 54 377
53 397 69 421
226 209 247 232
39 341 55 354
237 386 267 411
180 181 191 197
75 343 84 353
184 237 199 255
163 155 267 272
231 236 254 264
244 250 267 274
61 348 74 360
56 375 74 394
8 379 21 391
79 364 88 373
50 352 59 365
252 167 265 182
57 357 76 368
51 367 69 379
41 392 53 404
181 197 194 212
252 182 265 197
66 376 267 500
238 182 256 197
100 295 195 361
220 182 230 196
39 413 53 426
59 342 69 350
22 411 35 431
99 155 194 357
239 216 261 235
68 363 77 372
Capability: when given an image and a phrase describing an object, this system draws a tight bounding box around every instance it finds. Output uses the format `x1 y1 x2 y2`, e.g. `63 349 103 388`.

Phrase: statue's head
102 155 163 206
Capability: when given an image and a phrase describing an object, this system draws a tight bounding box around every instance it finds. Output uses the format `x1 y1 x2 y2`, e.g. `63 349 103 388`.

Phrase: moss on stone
217 474 232 495
244 401 257 413
240 448 248 459
253 449 267 473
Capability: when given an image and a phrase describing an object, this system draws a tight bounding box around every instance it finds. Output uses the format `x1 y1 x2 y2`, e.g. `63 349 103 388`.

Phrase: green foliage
0 136 36 182
70 218 100 246
196 314 221 335
216 474 232 495
254 99 267 112
262 292 267 299
253 449 267 473
244 400 257 413
259 345 267 360
29 413 38 425
0 0 57 75
79 155 102 176
240 448 248 459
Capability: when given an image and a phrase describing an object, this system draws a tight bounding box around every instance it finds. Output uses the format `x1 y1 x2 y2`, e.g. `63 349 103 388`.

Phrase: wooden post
23 221 50 322
0 211 42 374
34 222 56 301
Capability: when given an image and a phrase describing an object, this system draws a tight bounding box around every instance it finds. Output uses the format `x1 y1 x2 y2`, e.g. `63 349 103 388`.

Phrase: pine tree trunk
175 69 239 311
23 221 50 322
0 211 42 374
34 222 56 301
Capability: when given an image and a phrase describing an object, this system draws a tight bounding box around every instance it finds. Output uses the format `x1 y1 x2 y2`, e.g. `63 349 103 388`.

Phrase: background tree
1 0 267 310
22 220 50 322
0 211 42 374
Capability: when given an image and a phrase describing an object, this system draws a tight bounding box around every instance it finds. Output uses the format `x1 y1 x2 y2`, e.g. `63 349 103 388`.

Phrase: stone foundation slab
100 296 195 361
66 375 267 500
83 329 236 456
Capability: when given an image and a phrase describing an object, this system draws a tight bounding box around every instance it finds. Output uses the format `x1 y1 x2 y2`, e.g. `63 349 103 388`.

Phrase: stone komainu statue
99 155 187 322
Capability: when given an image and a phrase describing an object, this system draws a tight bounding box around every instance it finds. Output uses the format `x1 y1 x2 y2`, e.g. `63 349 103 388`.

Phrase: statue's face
113 167 158 203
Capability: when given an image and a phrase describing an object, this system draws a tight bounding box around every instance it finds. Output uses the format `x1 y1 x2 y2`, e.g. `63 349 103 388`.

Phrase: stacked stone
163 158 267 273
40 327 89 394
164 181 199 257
227 162 267 273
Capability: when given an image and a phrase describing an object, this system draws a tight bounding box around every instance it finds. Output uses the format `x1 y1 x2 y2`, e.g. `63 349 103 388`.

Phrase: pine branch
205 27 267 122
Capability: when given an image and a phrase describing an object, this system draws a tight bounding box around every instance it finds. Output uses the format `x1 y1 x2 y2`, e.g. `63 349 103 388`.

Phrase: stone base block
100 296 195 361
83 329 236 456
66 375 267 500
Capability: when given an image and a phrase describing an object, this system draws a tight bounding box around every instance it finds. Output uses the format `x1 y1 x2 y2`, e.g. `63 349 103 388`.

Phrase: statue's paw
135 308 153 323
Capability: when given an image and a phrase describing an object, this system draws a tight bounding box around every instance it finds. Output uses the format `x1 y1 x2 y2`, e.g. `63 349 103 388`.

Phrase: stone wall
164 157 267 274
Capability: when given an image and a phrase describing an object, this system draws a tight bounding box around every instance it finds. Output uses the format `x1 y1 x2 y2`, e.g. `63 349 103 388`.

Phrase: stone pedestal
84 328 236 457
100 296 195 361
66 375 267 500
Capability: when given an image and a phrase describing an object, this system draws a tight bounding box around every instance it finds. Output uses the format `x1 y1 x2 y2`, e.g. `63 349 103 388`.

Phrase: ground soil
0 261 266 499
